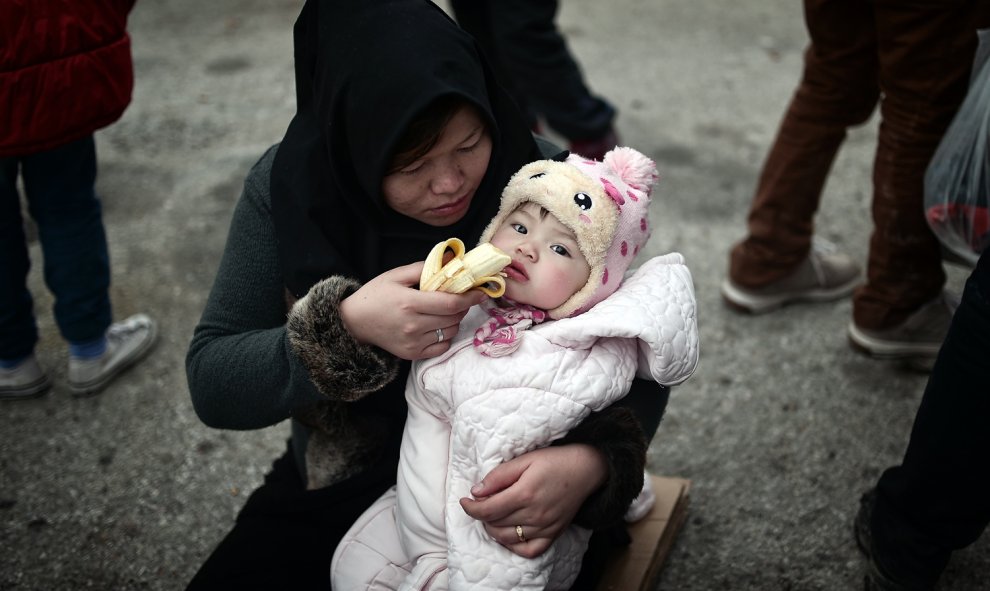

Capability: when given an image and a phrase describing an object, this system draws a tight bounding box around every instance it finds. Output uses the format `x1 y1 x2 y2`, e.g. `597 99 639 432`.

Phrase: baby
332 147 699 590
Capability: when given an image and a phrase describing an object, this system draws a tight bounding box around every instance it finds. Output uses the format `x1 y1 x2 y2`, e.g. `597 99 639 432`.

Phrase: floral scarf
473 299 548 357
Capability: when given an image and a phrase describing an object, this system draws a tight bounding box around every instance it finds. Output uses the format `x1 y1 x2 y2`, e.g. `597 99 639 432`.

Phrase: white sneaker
68 314 158 396
722 239 861 314
848 291 958 367
624 471 657 522
0 355 53 400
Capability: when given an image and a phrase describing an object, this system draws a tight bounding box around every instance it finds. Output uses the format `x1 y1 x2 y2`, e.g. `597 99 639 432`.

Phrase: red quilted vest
0 0 136 157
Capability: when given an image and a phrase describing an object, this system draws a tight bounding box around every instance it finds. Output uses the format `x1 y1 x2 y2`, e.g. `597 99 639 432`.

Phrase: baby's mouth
504 261 528 281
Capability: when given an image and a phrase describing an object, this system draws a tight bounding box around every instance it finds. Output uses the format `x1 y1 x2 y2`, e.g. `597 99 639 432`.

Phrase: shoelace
106 318 146 346
808 237 840 285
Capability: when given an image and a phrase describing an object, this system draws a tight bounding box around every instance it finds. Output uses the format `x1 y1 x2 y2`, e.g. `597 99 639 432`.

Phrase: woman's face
382 106 492 226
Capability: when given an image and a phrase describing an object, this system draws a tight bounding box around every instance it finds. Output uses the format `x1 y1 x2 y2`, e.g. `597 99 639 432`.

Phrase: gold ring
515 525 526 543
435 328 445 343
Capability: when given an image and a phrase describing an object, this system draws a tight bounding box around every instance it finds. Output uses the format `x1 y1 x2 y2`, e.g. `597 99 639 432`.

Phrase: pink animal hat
480 146 659 319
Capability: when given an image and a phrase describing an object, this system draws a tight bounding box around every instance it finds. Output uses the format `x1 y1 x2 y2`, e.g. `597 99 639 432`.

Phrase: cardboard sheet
595 475 691 591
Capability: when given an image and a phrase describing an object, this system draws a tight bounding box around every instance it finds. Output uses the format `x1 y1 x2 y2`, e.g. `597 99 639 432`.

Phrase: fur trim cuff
287 276 399 400
557 405 647 529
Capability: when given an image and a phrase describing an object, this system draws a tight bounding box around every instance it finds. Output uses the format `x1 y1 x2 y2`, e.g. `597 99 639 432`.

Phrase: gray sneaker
68 314 158 396
721 240 862 313
0 355 53 400
848 292 957 362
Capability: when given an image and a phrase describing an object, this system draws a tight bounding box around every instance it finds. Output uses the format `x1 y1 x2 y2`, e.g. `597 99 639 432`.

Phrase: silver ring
435 327 445 343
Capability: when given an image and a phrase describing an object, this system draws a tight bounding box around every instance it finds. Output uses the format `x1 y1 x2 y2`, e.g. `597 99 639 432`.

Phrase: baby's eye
511 223 527 234
551 244 571 257
457 141 479 154
574 193 593 210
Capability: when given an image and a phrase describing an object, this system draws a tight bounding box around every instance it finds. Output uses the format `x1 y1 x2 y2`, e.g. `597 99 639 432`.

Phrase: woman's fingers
460 495 522 528
419 322 460 356
484 524 553 559
420 289 487 318
470 457 528 500
462 446 606 552
340 264 486 360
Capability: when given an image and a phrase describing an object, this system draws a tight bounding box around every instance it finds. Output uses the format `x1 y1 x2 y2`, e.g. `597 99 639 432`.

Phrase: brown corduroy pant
729 0 989 330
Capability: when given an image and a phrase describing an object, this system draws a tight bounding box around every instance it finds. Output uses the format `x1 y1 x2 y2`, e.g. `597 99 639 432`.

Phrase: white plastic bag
924 29 990 266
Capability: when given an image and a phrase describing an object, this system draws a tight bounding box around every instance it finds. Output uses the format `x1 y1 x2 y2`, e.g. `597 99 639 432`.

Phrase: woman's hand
339 262 486 360
459 444 607 558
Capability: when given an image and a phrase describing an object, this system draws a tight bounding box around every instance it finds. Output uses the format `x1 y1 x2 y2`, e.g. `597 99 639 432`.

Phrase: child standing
332 147 699 590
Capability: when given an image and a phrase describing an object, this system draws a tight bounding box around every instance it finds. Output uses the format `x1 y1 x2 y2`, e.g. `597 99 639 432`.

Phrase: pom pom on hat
603 147 660 195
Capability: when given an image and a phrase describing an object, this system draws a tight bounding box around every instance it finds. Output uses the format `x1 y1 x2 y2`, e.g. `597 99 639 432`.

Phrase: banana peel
419 238 511 297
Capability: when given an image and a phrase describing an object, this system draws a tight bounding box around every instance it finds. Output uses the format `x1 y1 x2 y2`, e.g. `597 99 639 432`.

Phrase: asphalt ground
2 1 986 589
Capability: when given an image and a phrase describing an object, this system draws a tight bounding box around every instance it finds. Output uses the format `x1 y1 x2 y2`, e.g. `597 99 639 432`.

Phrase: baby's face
489 202 590 310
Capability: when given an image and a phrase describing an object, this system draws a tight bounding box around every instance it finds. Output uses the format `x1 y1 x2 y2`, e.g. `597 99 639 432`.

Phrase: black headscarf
271 0 541 298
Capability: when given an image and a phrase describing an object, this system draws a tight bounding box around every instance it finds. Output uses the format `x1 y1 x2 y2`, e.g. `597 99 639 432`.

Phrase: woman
185 0 667 588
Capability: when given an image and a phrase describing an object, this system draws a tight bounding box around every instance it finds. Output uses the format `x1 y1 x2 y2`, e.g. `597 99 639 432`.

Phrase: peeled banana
419 238 511 297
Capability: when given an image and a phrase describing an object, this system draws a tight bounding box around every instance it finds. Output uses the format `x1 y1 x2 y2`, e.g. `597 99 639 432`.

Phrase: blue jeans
870 247 990 586
0 135 112 360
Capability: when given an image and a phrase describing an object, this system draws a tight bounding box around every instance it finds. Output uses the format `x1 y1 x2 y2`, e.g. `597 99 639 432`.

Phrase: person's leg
331 487 418 589
449 0 539 131
570 524 632 591
20 135 157 396
20 135 112 344
863 248 990 587
186 443 396 590
0 157 39 363
852 0 989 330
0 158 56 398
729 0 879 288
461 0 616 143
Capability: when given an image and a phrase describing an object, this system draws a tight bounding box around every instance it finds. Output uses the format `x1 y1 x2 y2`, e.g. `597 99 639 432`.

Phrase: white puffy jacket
332 253 699 591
